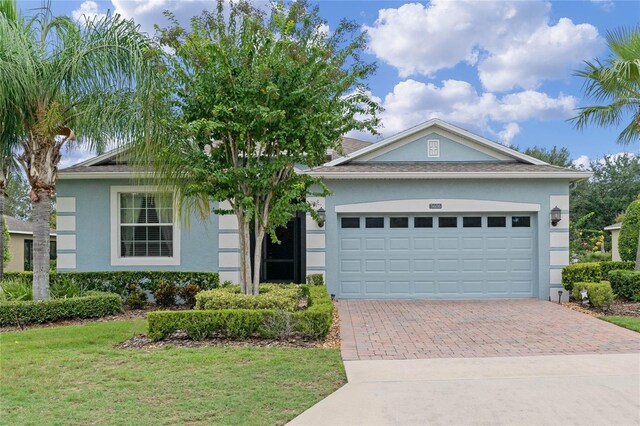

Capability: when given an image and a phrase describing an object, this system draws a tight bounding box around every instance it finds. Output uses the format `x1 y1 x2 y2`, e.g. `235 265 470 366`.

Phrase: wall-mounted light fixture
316 207 325 228
550 206 561 227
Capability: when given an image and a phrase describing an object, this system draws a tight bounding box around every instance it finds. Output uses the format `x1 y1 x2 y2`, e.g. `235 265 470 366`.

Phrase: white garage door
338 214 536 298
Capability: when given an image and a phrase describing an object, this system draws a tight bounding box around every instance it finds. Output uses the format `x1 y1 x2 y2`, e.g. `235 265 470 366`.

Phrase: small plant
179 282 201 307
50 276 84 299
154 280 177 307
126 284 147 309
306 274 324 286
0 279 32 302
222 280 234 287
572 282 614 311
262 310 294 339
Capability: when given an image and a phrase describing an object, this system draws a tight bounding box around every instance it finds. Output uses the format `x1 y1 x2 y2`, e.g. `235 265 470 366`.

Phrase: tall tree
572 26 640 269
572 27 640 144
523 146 573 168
147 0 379 294
0 4 163 298
0 0 20 281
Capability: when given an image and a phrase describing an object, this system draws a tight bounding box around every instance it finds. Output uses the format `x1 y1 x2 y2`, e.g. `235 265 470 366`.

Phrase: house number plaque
429 203 442 209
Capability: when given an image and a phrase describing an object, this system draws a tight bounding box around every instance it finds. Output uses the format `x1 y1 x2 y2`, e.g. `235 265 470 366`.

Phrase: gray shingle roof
3 215 55 235
311 161 573 173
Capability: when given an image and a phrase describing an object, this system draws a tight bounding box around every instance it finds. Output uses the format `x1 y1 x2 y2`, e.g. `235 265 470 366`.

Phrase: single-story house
56 119 590 300
604 222 622 261
3 215 57 272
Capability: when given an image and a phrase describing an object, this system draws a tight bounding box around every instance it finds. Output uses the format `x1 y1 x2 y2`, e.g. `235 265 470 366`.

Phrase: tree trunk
635 231 640 271
32 191 51 300
237 212 252 294
252 224 265 295
0 193 4 281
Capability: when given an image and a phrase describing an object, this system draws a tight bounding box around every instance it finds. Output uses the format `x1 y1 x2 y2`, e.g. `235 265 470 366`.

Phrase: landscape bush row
561 261 635 292
0 292 122 326
2 271 220 301
148 285 333 340
562 261 639 308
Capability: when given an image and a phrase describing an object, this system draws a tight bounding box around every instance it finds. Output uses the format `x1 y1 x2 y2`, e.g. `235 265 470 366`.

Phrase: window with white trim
427 139 440 158
110 186 181 266
119 192 174 257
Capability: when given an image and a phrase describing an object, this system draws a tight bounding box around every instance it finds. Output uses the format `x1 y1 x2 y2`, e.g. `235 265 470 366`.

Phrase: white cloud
58 145 97 169
591 0 615 12
361 79 576 144
572 155 590 170
479 18 601 91
72 1 107 23
364 1 603 91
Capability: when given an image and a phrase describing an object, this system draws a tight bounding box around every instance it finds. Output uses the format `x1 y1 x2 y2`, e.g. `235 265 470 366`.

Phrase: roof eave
305 171 592 180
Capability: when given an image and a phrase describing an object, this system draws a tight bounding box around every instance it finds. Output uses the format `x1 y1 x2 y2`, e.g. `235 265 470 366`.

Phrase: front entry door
261 212 305 283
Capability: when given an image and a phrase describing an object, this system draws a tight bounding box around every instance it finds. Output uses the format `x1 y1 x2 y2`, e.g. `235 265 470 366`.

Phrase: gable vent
427 139 440 158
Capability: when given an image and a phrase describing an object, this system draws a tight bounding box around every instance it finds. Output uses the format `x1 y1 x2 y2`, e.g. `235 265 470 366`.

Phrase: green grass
600 316 640 333
0 320 346 425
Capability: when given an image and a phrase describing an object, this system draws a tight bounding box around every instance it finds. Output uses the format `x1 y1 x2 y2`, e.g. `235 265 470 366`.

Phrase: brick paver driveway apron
338 299 640 360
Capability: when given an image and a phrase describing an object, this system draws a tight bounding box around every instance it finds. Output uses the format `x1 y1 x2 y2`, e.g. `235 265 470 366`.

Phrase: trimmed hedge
562 261 635 292
608 270 640 301
2 271 220 298
571 282 614 310
600 261 636 278
306 274 324 286
195 284 303 312
148 285 333 340
562 263 601 292
0 292 122 326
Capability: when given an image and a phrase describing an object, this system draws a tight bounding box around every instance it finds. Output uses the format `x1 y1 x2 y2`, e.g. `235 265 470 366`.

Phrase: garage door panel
365 238 385 250
364 259 385 272
341 259 361 272
414 238 435 250
365 281 386 294
340 238 361 251
338 214 535 299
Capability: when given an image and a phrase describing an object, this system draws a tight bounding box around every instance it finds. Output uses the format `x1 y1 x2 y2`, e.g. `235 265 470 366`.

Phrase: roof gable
328 119 547 166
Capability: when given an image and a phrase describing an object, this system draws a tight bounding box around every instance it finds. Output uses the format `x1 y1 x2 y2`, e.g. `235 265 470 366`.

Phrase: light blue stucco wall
322 178 569 300
57 179 218 272
368 132 499 162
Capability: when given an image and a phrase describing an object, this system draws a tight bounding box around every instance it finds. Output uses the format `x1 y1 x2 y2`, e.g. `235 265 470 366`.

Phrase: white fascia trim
335 199 541 213
9 231 56 236
325 119 548 167
74 145 129 167
110 185 181 266
306 171 593 180
58 172 150 180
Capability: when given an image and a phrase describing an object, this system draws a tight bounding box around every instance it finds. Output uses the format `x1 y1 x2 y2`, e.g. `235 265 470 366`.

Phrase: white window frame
427 139 440 158
110 185 181 266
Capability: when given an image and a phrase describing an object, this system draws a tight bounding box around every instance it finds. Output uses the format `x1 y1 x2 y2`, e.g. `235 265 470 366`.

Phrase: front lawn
600 316 640 333
0 320 345 425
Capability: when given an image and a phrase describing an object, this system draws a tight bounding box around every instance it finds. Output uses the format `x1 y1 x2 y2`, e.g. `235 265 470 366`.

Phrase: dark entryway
259 212 305 283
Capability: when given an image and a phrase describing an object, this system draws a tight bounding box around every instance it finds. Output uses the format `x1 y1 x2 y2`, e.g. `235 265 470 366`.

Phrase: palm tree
572 26 640 270
0 4 164 298
572 27 640 144
0 0 20 281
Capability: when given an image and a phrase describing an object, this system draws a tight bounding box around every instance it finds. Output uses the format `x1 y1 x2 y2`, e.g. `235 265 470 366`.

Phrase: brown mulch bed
563 299 640 317
115 302 341 350
0 305 189 333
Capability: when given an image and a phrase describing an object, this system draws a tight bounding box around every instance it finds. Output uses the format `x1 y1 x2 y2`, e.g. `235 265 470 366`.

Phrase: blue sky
17 0 640 168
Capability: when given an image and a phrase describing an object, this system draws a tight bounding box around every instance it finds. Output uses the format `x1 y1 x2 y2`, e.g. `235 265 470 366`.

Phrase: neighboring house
3 215 57 272
604 222 622 261
56 119 590 300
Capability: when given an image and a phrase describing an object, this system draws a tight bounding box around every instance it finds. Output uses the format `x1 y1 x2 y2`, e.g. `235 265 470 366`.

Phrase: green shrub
0 292 122 326
600 261 636 278
126 284 147 309
179 283 201 307
262 310 294 339
49 276 85 299
306 274 324 286
578 252 611 263
2 271 220 299
571 282 614 310
195 284 303 312
148 285 334 340
0 278 32 301
608 270 640 301
562 262 601 292
154 280 177 307
619 200 640 262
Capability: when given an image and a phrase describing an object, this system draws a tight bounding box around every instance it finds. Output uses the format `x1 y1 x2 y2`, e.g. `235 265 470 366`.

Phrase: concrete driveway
289 300 640 425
